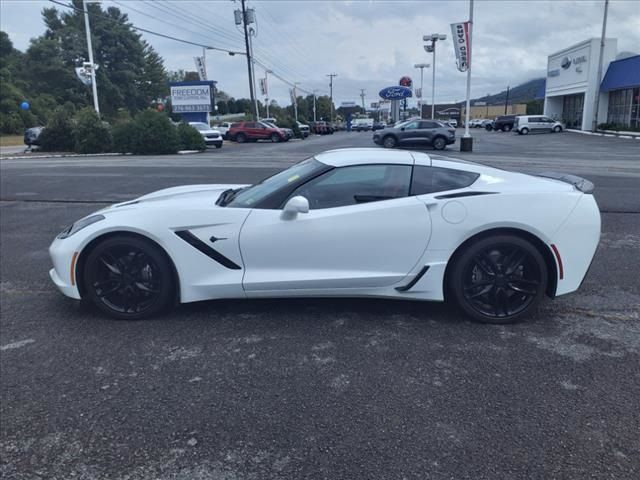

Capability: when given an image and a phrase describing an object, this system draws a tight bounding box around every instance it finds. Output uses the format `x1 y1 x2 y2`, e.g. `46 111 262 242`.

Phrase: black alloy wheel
83 236 174 320
433 136 446 150
450 235 547 324
383 135 397 148
236 133 247 143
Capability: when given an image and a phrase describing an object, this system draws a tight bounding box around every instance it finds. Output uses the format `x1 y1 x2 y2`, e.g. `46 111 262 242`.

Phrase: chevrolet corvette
49 148 600 323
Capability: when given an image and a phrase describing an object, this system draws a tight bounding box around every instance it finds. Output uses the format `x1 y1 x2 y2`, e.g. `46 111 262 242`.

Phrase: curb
1 150 210 160
567 129 640 140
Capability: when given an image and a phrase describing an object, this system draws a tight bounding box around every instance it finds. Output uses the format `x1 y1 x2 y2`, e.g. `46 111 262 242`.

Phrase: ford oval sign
379 86 412 100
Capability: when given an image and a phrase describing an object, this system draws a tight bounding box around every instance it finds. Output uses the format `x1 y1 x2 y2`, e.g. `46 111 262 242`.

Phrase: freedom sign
170 84 211 113
451 22 471 72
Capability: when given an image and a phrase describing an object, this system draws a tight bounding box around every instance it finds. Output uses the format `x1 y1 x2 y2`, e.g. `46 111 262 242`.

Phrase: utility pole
82 0 99 114
293 82 299 122
360 89 366 111
265 69 272 118
237 0 257 120
592 0 609 132
327 73 337 123
312 89 318 122
247 27 259 119
504 86 510 114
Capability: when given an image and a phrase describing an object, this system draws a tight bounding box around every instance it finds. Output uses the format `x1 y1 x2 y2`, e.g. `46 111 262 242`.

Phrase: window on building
607 88 633 127
631 87 640 129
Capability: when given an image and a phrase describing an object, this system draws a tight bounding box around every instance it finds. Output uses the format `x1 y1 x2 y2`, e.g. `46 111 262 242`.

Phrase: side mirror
281 196 309 220
400 127 405 131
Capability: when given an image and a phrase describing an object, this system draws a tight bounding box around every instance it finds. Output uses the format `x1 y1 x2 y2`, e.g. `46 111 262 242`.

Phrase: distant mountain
471 78 546 105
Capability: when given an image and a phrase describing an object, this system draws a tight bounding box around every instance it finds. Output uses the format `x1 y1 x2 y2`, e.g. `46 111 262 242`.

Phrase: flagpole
461 0 474 151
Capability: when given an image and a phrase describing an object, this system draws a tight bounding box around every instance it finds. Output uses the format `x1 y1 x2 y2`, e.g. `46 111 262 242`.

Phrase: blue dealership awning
600 55 640 92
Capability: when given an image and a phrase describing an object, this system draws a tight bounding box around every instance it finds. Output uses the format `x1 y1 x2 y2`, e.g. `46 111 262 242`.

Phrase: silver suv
514 115 564 135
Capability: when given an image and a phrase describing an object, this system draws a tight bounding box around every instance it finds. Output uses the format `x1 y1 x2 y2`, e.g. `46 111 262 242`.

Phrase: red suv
227 121 288 143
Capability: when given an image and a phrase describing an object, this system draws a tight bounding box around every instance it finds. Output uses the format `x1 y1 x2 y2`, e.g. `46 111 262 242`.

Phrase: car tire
449 234 547 324
215 144 222 149
236 133 247 143
553 126 562 133
501 125 511 132
520 127 529 135
485 125 493 131
82 235 175 320
270 133 280 143
432 136 447 150
382 135 397 148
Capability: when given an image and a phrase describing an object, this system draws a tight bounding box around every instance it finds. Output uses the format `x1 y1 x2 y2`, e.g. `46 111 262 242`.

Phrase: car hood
106 184 251 210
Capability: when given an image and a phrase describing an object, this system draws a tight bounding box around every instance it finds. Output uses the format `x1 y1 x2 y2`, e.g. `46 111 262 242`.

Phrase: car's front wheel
82 235 175 320
382 135 397 148
501 125 511 132
449 235 547 324
236 133 247 143
520 127 529 135
270 133 280 143
553 125 562 133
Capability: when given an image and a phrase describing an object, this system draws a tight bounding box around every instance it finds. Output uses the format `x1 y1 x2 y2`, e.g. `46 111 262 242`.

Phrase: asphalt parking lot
1 129 639 479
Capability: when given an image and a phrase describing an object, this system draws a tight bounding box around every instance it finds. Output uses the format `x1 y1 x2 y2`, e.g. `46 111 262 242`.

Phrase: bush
127 109 180 155
73 108 112 154
112 122 134 153
177 122 206 151
38 109 74 151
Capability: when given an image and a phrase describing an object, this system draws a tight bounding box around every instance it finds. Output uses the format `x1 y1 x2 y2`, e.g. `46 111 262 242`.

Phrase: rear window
410 166 479 195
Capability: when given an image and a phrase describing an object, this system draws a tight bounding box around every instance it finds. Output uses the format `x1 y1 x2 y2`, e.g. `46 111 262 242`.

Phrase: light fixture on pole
423 33 447 119
414 63 430 118
82 0 99 114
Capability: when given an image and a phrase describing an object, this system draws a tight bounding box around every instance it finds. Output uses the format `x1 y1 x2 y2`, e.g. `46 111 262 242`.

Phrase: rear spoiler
537 172 594 194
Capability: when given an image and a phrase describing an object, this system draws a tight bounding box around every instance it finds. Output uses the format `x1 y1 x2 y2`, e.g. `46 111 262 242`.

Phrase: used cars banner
450 22 471 72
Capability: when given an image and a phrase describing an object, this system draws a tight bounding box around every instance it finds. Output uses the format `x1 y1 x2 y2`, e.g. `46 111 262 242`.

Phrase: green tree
73 107 112 153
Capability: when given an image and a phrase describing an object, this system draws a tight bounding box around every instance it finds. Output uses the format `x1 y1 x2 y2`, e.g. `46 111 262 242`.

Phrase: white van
514 115 564 135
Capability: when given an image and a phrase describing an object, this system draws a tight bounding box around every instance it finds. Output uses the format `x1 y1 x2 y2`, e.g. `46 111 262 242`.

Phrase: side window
290 164 412 209
244 122 257 128
410 166 479 195
420 121 438 129
404 121 420 130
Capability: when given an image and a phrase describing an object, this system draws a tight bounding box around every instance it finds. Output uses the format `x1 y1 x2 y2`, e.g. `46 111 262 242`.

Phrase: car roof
315 148 431 167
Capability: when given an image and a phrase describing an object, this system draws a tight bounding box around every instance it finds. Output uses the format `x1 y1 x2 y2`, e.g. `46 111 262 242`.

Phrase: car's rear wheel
432 136 447 150
236 133 247 143
553 125 562 133
520 127 529 135
449 235 547 324
485 125 493 131
215 143 222 149
501 125 511 132
83 236 175 320
382 135 397 148
270 133 280 143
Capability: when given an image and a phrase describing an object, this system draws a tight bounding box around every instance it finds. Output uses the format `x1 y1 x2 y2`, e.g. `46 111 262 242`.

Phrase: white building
544 38 617 130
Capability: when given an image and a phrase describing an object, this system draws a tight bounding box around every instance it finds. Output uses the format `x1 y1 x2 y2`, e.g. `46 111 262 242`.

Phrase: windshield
226 158 327 208
190 123 210 131
260 121 277 129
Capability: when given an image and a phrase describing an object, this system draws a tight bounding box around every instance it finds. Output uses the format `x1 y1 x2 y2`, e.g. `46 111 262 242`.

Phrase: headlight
57 214 105 239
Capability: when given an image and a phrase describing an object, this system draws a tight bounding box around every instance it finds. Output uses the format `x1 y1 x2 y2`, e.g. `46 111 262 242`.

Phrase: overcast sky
1 0 639 107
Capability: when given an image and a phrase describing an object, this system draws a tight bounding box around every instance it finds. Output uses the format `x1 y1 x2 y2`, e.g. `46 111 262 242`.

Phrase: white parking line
0 338 35 351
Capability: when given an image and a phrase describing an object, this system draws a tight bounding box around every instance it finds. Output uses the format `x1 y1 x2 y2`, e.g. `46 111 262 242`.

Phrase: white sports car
49 148 600 324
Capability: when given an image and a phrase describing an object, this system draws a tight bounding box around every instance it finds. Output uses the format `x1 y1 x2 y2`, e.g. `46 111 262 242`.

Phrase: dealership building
544 38 640 130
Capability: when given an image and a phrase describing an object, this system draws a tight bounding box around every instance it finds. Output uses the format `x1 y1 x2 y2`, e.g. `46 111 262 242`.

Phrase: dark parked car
487 115 516 132
372 122 387 131
24 126 44 148
227 121 289 143
373 119 456 150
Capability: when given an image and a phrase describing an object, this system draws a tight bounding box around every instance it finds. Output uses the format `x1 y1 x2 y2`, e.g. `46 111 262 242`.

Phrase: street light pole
461 0 474 152
293 82 299 122
414 63 430 118
424 34 446 119
592 0 609 132
82 0 99 114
